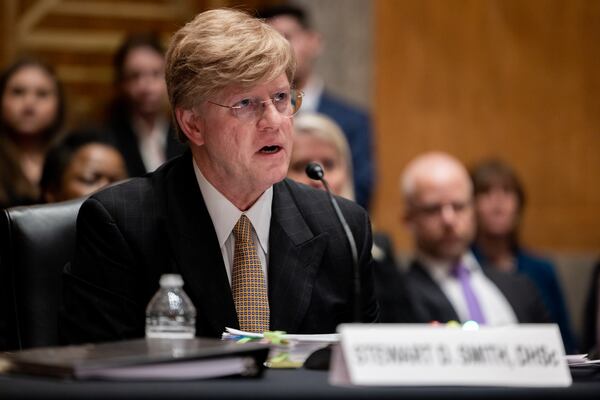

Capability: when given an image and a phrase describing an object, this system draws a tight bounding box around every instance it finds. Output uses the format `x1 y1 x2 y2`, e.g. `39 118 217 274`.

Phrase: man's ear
175 107 204 146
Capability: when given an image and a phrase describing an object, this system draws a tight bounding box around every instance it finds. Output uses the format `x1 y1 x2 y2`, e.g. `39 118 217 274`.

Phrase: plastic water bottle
145 274 196 339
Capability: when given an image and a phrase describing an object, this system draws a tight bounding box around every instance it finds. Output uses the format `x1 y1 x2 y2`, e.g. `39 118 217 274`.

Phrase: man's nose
257 100 283 128
440 204 457 224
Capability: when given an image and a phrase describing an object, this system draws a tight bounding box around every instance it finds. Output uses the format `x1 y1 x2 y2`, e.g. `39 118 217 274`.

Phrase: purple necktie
451 263 486 324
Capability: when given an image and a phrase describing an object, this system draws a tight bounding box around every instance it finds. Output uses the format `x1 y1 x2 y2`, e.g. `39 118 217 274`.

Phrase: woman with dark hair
40 130 127 203
105 33 185 177
470 159 577 352
0 58 65 209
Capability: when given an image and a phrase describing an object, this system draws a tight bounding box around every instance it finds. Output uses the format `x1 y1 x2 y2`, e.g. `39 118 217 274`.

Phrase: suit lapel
164 152 237 336
410 261 460 322
268 180 328 333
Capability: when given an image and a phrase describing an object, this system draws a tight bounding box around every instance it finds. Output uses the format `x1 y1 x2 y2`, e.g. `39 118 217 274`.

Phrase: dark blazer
317 91 374 210
60 151 378 344
371 233 416 323
406 260 550 324
104 110 186 177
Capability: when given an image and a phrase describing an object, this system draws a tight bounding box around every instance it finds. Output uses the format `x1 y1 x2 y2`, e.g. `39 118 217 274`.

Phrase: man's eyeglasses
412 200 473 218
208 89 303 121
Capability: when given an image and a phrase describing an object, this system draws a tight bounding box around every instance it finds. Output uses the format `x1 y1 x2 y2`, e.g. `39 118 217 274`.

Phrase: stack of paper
222 327 339 367
565 354 600 368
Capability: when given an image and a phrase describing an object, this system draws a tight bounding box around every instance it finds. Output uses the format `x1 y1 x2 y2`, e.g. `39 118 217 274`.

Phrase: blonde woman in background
289 112 415 322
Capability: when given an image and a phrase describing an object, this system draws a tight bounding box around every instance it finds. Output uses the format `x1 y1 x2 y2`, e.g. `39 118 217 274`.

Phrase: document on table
222 327 339 365
223 327 340 343
565 354 600 368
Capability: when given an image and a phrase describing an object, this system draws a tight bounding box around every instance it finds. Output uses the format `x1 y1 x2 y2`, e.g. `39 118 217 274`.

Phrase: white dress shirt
133 116 168 172
193 160 271 288
420 252 518 326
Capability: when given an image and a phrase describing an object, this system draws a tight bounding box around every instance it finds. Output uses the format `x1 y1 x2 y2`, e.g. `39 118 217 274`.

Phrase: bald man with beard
400 152 549 325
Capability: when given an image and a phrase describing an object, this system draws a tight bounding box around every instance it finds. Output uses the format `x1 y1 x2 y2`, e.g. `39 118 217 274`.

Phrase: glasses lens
232 100 258 120
290 90 303 116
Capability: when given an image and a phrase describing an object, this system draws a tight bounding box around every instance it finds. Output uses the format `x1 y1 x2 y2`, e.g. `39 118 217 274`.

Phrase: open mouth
259 145 281 154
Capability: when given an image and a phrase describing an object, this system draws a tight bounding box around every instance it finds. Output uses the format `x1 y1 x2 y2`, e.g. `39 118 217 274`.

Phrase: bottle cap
159 274 184 287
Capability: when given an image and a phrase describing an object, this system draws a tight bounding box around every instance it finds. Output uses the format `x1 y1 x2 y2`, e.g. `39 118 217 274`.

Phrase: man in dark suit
258 5 375 210
400 152 548 325
60 9 378 344
105 33 185 177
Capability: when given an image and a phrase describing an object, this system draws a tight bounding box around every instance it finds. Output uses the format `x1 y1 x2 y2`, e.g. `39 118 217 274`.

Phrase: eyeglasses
208 89 303 121
412 200 473 218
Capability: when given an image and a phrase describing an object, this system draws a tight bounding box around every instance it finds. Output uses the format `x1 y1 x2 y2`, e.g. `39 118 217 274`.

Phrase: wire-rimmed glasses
208 89 303 121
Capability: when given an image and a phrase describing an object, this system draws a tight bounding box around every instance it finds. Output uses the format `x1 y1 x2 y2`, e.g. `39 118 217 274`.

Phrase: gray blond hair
165 8 296 141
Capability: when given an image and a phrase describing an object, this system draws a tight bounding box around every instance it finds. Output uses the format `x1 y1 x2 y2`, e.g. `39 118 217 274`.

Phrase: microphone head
305 162 325 181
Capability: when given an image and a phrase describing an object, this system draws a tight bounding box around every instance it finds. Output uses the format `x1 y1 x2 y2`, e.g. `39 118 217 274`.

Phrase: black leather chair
0 198 84 350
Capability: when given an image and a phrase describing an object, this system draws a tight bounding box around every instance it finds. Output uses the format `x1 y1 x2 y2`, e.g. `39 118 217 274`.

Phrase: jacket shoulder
280 178 368 221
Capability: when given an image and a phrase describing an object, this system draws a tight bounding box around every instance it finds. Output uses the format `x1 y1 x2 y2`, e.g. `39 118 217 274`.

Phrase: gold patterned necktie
231 214 270 333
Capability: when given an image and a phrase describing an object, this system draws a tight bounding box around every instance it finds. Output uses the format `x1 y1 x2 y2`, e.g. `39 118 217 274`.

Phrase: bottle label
145 329 196 339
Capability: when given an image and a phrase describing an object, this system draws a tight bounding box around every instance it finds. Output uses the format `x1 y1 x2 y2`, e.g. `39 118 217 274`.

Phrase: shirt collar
192 159 272 253
132 115 168 145
419 251 481 281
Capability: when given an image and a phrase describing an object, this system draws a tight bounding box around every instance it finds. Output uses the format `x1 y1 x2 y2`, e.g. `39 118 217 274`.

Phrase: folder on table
0 337 269 380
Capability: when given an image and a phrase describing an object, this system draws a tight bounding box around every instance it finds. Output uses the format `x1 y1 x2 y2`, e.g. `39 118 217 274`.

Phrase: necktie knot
451 262 469 279
233 214 252 243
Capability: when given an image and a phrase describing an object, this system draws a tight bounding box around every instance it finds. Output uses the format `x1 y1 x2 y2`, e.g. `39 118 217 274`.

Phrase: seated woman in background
470 159 577 352
288 112 415 322
39 131 128 203
0 58 65 209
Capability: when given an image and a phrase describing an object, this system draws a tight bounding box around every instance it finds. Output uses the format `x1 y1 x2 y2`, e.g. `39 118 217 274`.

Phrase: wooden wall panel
373 0 600 252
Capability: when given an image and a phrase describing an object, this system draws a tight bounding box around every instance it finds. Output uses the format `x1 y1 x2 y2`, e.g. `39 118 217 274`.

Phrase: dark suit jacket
371 233 416 323
317 91 374 210
60 151 378 344
406 260 550 324
104 110 186 177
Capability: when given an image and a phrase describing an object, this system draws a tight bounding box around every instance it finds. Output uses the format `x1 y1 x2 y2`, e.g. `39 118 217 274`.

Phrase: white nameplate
330 324 571 387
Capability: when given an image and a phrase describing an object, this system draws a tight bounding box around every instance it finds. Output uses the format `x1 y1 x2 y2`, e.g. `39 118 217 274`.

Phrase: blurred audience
400 152 549 327
259 4 375 210
0 58 65 209
40 130 127 203
104 33 185 177
470 159 577 352
289 112 414 322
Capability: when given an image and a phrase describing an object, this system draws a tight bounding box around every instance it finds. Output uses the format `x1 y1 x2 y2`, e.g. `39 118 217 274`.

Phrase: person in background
39 130 128 203
105 33 185 177
401 152 549 326
289 112 414 322
0 58 65 209
258 4 375 210
470 159 577 352
60 9 378 344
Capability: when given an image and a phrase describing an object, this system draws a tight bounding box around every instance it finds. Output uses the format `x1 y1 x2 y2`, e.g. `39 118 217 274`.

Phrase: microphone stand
305 163 361 323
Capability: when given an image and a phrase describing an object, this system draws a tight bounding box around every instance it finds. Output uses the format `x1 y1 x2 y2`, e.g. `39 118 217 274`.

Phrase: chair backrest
0 198 84 350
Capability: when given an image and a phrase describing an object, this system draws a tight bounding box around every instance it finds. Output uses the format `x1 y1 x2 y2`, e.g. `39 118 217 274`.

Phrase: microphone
305 162 361 323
